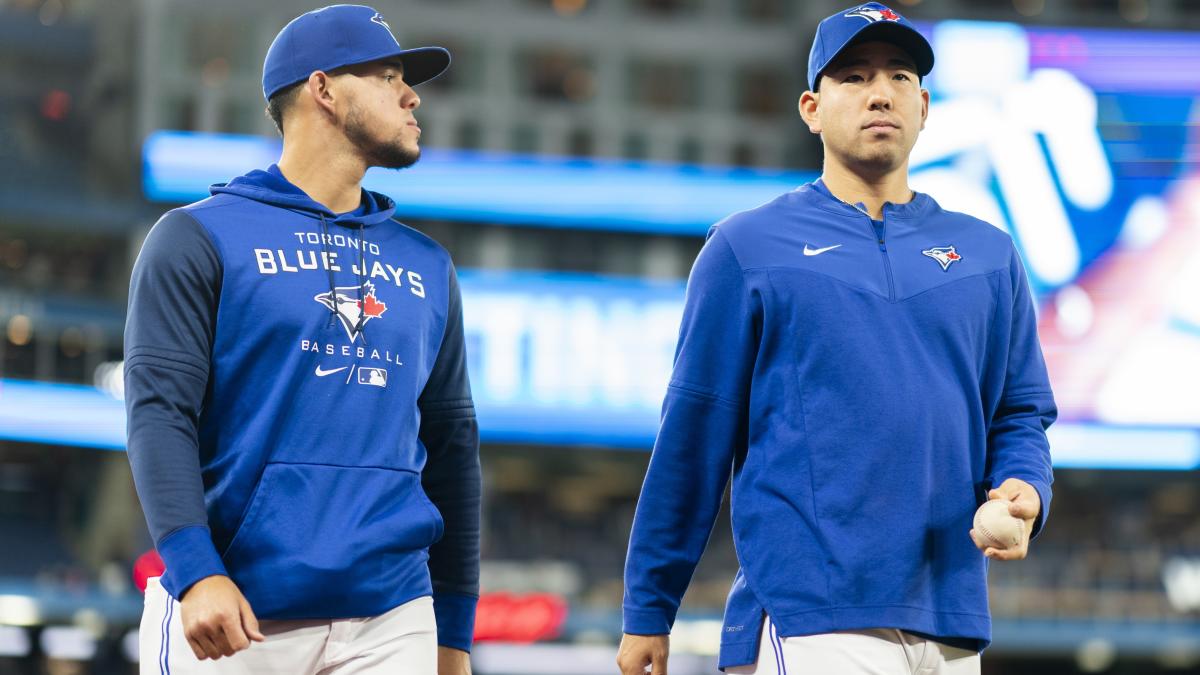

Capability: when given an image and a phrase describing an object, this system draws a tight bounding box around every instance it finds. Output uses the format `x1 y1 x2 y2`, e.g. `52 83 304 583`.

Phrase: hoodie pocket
221 462 443 618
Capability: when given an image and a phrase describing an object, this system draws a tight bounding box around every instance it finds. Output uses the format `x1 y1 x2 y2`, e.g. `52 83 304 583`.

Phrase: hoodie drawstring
321 212 372 343
319 213 337 328
352 223 369 344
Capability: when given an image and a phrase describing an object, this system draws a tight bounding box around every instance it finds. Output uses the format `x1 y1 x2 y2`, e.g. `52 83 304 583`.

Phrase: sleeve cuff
622 606 673 636
433 591 478 652
157 524 227 601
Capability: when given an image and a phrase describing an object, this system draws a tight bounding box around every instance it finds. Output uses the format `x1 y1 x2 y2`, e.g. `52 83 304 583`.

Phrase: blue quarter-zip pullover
623 181 1056 668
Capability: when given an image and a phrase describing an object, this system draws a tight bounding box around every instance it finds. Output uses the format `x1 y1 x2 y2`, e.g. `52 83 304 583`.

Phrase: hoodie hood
211 164 397 228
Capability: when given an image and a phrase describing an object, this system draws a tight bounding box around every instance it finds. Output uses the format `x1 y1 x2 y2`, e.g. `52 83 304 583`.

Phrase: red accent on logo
881 8 900 20
947 251 962 261
359 291 388 318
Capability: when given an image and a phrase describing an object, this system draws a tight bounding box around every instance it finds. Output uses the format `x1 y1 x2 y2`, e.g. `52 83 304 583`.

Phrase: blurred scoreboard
6 18 1200 469
909 20 1200 433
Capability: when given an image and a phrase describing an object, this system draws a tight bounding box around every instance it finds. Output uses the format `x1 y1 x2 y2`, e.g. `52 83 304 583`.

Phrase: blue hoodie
124 165 480 651
622 182 1056 668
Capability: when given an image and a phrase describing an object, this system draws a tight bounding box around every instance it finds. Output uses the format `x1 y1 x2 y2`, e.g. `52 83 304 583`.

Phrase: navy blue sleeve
623 228 759 635
985 243 1056 538
419 265 481 652
124 209 228 598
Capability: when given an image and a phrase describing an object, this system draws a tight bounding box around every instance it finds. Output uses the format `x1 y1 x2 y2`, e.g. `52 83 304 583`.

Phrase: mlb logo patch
358 367 387 388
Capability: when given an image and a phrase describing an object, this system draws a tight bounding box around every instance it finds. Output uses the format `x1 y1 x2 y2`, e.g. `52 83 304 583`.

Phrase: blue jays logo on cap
807 3 934 92
369 12 400 46
844 4 903 23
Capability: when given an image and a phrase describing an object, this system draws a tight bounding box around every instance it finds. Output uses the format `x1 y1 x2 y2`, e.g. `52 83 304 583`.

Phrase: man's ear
799 90 821 134
919 87 930 130
305 70 338 119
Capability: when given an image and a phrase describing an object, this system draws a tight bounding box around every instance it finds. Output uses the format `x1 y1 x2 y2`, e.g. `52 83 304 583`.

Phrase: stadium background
1 0 1199 672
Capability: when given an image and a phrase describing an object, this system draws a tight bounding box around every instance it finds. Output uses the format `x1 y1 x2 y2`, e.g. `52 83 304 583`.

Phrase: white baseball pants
140 577 437 674
725 618 981 675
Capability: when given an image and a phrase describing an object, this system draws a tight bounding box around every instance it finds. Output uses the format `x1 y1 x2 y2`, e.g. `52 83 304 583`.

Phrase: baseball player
125 6 479 673
618 4 1055 674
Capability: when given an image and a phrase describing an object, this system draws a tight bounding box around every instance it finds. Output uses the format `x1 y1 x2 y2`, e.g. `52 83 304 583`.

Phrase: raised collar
805 178 934 220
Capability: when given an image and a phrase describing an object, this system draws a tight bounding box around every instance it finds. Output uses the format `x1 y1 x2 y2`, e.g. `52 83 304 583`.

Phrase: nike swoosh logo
803 244 842 256
314 365 348 377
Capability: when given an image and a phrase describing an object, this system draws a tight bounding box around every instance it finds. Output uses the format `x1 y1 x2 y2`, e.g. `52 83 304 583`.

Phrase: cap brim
396 46 451 87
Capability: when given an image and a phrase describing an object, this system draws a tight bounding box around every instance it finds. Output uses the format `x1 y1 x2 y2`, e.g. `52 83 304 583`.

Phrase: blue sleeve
419 265 481 652
622 228 759 635
124 209 228 598
985 243 1057 538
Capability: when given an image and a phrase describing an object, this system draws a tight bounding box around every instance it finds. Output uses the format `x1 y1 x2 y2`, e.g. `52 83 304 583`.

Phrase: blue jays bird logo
370 12 400 46
844 4 902 22
314 281 388 342
922 246 963 271
370 12 391 30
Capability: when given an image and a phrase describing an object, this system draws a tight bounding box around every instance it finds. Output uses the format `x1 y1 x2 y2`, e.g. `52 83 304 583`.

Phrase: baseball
973 499 1024 550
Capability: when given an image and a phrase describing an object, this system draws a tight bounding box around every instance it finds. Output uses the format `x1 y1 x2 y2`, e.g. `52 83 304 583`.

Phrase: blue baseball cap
807 3 934 92
262 4 450 101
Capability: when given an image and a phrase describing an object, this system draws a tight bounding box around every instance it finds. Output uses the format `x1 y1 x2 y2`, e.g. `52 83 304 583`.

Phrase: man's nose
402 84 420 110
867 89 892 111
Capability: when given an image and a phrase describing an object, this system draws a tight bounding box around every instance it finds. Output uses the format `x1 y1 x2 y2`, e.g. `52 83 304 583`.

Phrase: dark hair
265 81 305 136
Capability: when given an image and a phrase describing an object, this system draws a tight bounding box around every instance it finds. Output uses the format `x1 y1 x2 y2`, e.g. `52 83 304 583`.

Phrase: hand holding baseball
969 478 1040 561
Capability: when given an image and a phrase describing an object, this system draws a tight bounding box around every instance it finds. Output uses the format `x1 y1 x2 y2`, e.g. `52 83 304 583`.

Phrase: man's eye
844 74 863 83
895 73 911 81
385 74 395 82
